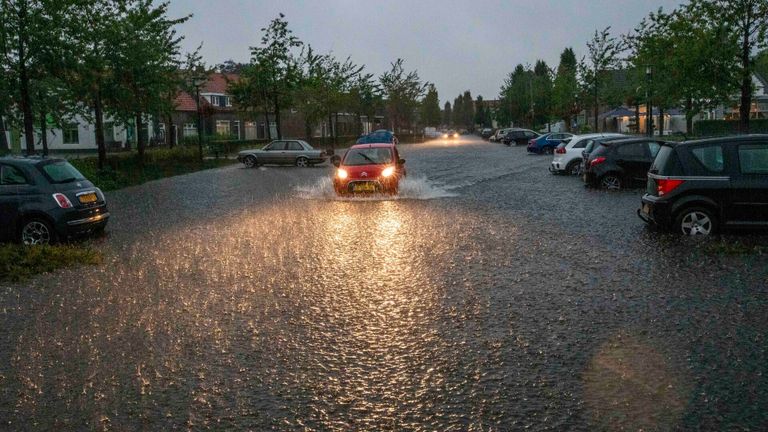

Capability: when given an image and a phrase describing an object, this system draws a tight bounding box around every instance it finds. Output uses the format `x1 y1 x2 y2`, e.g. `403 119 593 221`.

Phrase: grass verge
0 244 102 283
70 146 234 191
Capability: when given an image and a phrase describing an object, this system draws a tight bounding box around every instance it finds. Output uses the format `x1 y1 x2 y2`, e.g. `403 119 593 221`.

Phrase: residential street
1 136 767 430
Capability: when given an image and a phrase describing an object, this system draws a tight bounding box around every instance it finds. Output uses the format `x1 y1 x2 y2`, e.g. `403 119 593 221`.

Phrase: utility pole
646 66 653 137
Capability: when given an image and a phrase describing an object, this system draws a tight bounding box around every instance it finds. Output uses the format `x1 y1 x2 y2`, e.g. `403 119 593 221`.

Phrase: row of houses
1 73 385 153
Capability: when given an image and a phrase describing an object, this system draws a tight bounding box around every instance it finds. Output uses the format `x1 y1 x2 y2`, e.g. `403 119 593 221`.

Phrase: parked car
0 157 109 245
639 135 768 235
583 137 663 189
581 135 627 174
527 133 574 154
480 128 494 140
550 133 625 175
490 128 512 142
332 143 406 194
237 139 327 168
502 129 540 146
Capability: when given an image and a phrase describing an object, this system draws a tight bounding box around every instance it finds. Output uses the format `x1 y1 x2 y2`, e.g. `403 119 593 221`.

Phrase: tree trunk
658 107 664 137
739 22 752 134
685 97 693 135
593 82 599 132
273 97 281 139
136 112 145 161
327 113 334 149
0 113 9 152
635 102 640 135
333 112 339 145
17 2 35 155
94 90 107 170
165 114 174 148
263 109 271 140
40 111 48 156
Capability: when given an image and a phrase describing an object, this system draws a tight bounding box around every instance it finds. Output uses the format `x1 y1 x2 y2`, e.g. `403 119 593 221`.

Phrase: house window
208 95 218 105
225 96 232 107
63 124 79 144
216 120 230 136
232 120 240 139
183 123 197 137
245 121 258 139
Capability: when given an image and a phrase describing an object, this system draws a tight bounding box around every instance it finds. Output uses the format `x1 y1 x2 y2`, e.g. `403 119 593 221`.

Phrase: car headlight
381 166 395 177
337 168 348 179
442 134 448 138
453 133 459 138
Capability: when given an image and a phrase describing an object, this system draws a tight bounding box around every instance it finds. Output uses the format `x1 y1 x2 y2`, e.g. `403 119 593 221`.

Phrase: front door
615 141 653 183
263 141 286 163
729 142 768 223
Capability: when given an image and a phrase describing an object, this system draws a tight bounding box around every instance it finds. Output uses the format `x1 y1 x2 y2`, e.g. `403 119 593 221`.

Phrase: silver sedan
237 140 327 168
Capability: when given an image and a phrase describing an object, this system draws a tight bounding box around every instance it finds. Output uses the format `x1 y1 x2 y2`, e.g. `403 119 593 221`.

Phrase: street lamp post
646 66 653 137
192 77 205 162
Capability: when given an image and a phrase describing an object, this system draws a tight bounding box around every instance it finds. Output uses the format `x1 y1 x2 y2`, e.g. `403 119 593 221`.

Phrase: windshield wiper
358 153 377 164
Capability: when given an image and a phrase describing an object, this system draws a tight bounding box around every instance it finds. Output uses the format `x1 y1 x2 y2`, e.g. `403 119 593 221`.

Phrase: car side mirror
398 158 406 165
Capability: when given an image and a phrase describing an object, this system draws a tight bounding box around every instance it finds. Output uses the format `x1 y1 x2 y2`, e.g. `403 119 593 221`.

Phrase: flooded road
1 136 767 430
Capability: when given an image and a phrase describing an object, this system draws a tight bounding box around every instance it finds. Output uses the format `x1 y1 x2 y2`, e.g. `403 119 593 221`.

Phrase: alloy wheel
244 156 257 168
680 211 713 236
296 157 309 167
568 162 582 176
22 221 52 245
600 175 621 190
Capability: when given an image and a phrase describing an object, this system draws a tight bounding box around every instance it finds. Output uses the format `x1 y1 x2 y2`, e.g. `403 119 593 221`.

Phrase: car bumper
334 178 399 194
638 195 673 227
56 210 110 237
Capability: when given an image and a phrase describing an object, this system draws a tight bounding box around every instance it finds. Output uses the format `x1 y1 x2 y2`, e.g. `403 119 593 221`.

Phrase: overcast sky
167 0 684 104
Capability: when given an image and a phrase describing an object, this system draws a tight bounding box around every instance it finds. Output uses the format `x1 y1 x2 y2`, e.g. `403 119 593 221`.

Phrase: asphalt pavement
1 136 766 430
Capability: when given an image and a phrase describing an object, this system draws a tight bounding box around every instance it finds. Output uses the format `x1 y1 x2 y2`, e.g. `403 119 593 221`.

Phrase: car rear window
38 161 86 184
650 146 685 176
691 145 724 173
738 144 768 174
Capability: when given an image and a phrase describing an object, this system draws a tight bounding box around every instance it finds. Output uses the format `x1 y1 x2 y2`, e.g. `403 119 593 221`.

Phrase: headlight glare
337 168 348 179
381 166 395 177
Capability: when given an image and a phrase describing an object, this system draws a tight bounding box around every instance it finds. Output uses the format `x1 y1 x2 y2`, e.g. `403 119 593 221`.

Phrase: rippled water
1 138 766 430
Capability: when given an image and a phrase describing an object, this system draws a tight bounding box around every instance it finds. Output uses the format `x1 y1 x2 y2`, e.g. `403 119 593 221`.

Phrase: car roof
598 137 660 146
670 134 768 147
0 156 64 166
349 143 396 149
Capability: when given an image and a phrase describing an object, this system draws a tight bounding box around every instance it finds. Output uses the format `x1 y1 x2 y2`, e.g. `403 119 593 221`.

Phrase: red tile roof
172 73 239 112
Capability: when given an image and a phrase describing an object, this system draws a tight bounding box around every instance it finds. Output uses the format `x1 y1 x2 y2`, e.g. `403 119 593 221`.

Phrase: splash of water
295 176 456 201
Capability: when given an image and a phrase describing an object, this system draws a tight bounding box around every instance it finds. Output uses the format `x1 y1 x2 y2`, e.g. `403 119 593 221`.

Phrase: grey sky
168 0 684 104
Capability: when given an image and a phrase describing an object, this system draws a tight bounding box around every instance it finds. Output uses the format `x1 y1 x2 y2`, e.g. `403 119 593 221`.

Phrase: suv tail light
590 156 606 167
53 193 73 208
555 147 566 154
657 178 684 196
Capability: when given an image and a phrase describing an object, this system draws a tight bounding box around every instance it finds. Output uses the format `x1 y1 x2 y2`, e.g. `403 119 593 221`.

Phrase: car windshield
343 148 393 166
39 161 86 183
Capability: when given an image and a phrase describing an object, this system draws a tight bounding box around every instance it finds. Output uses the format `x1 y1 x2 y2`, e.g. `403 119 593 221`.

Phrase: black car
639 135 768 235
502 128 539 146
583 137 663 189
0 157 109 245
580 135 627 174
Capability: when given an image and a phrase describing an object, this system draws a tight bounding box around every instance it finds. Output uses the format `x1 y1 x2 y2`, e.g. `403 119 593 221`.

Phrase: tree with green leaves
580 27 624 132
474 95 492 128
461 90 474 130
552 48 580 132
533 60 553 129
420 84 441 127
499 64 532 127
442 101 452 126
379 58 427 133
452 95 463 128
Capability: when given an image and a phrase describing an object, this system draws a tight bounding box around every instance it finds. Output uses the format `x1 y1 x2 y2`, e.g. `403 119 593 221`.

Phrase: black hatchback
0 157 109 245
639 135 768 235
583 137 663 189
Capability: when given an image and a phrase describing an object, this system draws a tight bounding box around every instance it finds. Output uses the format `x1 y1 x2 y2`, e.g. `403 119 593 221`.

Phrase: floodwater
1 136 766 430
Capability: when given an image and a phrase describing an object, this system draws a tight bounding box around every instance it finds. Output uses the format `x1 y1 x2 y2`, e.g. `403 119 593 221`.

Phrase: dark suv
583 138 663 189
639 135 768 235
502 129 539 146
0 157 109 245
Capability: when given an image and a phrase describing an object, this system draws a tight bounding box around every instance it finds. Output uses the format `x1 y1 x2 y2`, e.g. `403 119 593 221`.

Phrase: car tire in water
244 155 258 168
599 174 622 190
20 218 55 245
296 157 309 167
566 160 582 176
675 207 717 236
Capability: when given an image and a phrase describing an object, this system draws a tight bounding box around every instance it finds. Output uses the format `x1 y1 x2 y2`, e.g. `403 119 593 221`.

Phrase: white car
549 133 625 175
490 128 512 142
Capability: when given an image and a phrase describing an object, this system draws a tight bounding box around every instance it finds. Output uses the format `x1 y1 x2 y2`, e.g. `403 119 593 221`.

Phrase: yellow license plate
78 193 97 204
353 183 376 192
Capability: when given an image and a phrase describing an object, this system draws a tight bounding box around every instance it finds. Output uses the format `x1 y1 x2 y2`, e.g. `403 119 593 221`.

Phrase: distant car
480 128 494 140
583 137 663 189
442 130 459 139
550 133 625 175
0 157 109 245
502 129 540 146
357 130 399 145
332 143 406 194
639 135 768 235
526 133 574 154
237 140 327 168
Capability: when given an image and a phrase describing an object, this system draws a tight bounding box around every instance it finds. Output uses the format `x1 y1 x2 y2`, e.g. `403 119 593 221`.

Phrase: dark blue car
527 132 574 154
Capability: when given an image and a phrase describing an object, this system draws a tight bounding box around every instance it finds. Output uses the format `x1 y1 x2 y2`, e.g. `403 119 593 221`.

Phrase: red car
332 143 406 194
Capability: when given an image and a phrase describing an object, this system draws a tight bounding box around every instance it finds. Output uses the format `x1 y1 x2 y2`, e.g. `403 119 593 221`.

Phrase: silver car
237 140 327 168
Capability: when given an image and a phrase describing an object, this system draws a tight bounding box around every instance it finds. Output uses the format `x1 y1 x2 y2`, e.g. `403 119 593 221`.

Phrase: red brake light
590 156 606 167
657 178 684 196
53 193 73 208
555 147 566 154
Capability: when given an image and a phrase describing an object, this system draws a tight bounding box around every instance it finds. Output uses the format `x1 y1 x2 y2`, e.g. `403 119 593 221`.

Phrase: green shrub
0 244 102 282
693 119 768 136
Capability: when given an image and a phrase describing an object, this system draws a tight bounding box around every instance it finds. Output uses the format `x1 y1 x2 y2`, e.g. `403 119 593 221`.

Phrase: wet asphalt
0 136 767 431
